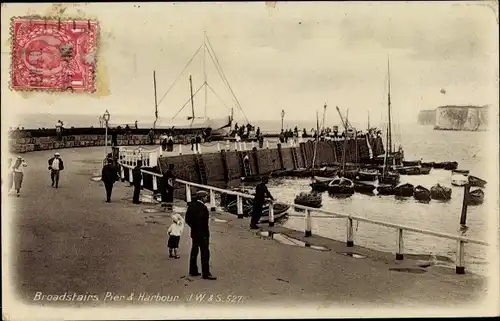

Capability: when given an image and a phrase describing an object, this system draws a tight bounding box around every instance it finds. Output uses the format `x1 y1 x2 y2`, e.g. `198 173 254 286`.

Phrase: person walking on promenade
250 177 274 229
185 191 216 280
167 213 184 259
101 158 118 203
55 120 64 140
132 160 143 204
48 152 64 188
11 156 27 197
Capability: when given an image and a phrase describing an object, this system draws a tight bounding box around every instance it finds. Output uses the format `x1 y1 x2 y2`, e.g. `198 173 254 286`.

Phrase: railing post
396 228 404 260
243 142 247 150
266 140 269 149
305 209 312 237
209 189 216 211
237 195 243 218
140 173 144 187
120 166 125 181
179 144 182 155
129 168 133 183
198 144 202 154
217 142 221 152
153 175 158 191
456 240 465 274
226 140 230 150
234 142 238 151
346 217 354 247
251 141 255 149
185 184 191 202
268 201 275 227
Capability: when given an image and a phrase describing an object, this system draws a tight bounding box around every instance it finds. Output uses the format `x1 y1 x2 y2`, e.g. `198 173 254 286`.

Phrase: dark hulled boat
356 169 379 182
433 161 458 170
376 184 395 195
378 171 400 186
469 175 487 188
310 176 333 192
294 192 322 208
328 177 355 195
430 183 452 201
413 185 431 203
393 183 414 197
468 189 484 206
402 160 421 167
396 166 431 175
354 181 376 194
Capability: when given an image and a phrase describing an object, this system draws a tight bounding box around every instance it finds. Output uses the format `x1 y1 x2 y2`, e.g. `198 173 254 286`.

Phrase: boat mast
341 109 349 175
311 110 320 178
387 57 393 155
367 111 370 132
153 70 158 131
322 103 327 133
203 31 207 119
189 75 195 122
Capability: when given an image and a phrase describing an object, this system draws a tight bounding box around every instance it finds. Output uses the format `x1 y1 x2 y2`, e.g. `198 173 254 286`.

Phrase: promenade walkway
4 147 492 317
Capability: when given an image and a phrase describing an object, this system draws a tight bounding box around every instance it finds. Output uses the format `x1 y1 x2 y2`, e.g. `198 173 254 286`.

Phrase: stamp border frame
9 15 100 94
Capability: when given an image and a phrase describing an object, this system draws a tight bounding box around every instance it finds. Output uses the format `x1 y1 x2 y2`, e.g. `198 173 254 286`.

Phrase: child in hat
167 213 184 259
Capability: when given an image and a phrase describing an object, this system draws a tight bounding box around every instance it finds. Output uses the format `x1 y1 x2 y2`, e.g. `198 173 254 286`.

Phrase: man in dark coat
185 191 216 280
160 164 175 210
195 133 202 153
101 158 118 202
132 160 143 204
48 152 64 188
250 177 274 229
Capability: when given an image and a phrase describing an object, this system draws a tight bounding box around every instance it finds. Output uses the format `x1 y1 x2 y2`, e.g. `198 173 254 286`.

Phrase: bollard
346 217 354 247
185 184 192 202
217 142 221 152
237 195 243 218
179 144 183 155
153 175 158 191
234 142 238 151
209 189 216 211
269 201 275 227
396 228 404 260
456 240 465 274
266 140 269 149
129 168 134 183
305 209 312 237
243 142 247 150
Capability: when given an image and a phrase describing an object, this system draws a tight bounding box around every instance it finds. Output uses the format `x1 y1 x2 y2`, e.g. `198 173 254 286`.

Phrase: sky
1 1 498 127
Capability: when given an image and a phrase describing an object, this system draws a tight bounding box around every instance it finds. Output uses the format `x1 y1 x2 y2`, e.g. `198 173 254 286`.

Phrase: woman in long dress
12 156 28 197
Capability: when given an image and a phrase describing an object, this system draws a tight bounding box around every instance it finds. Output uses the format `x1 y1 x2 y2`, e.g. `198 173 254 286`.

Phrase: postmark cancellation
9 17 99 93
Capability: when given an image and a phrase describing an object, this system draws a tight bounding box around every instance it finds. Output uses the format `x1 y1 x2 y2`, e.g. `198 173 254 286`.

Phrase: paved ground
3 146 494 317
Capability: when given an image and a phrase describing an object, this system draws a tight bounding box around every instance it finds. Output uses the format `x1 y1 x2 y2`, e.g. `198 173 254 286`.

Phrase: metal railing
118 161 490 275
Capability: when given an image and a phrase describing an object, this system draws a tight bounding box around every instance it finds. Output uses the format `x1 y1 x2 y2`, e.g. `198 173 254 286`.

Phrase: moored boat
356 169 379 182
430 183 452 201
413 185 431 203
396 166 431 175
467 189 484 206
328 177 355 195
394 183 414 197
451 169 470 186
402 160 421 167
294 192 322 208
376 184 395 195
310 176 334 192
469 175 487 188
354 181 376 194
378 171 400 185
340 169 359 180
433 161 458 170
220 191 290 222
421 161 435 168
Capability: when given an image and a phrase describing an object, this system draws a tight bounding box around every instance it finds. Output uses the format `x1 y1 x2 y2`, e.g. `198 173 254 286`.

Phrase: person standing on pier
250 177 274 229
132 160 143 204
185 191 216 280
48 152 64 188
160 164 175 210
101 158 118 203
161 137 168 151
195 133 202 153
167 133 174 152
148 128 155 145
11 156 27 197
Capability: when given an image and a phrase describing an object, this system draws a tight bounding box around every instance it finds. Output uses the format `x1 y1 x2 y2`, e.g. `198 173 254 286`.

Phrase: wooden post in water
396 228 404 260
209 189 216 211
237 195 243 218
346 217 354 247
455 240 466 274
460 183 470 226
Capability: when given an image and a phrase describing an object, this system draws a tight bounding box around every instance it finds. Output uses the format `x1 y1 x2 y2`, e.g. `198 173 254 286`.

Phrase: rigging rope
206 83 232 112
171 83 206 119
204 44 238 109
157 44 203 108
206 36 250 123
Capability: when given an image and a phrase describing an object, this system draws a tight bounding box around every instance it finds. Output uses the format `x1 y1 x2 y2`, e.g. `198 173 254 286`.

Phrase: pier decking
4 146 493 317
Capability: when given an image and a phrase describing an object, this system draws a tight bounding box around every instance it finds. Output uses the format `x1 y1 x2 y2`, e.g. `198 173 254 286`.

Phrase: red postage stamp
10 17 99 93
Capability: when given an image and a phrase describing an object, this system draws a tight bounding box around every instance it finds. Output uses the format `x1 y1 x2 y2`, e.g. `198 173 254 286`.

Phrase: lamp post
103 110 110 157
281 109 285 132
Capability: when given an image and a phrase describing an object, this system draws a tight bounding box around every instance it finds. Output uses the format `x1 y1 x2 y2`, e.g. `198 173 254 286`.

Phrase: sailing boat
310 106 335 192
152 32 245 139
378 59 401 187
